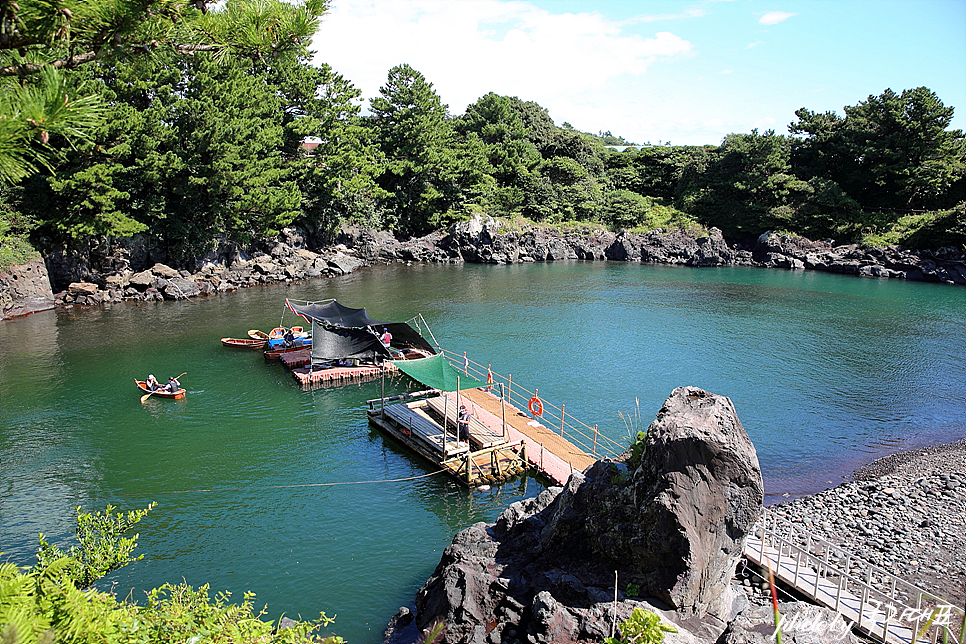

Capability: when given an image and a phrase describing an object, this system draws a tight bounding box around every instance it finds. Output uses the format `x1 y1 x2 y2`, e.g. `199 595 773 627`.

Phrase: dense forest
1 0 965 274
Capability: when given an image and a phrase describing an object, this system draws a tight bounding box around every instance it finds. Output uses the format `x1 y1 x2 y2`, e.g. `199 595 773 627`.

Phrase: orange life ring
528 396 543 417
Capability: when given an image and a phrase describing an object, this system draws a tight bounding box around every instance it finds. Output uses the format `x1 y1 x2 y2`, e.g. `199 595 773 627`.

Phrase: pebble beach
768 438 966 609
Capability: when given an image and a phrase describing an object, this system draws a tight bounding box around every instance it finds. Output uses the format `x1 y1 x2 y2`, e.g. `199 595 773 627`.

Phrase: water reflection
1 263 964 643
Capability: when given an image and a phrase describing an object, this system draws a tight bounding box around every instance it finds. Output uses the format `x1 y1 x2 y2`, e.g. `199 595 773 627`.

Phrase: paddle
140 372 187 403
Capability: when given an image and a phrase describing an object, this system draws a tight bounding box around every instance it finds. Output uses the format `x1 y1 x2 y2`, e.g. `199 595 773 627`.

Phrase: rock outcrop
409 386 764 644
1 257 55 320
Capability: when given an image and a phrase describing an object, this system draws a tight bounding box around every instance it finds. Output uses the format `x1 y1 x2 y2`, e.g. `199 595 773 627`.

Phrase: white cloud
311 0 691 118
759 11 798 25
745 40 765 49
718 69 733 74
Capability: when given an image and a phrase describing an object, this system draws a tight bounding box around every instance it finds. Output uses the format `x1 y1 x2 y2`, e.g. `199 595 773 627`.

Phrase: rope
145 468 449 496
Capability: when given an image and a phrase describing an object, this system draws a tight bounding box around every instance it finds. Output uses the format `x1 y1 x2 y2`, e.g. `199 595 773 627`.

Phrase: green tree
789 87 966 210
368 64 489 234
0 0 328 185
0 504 340 643
23 51 307 262
677 130 805 240
294 63 388 238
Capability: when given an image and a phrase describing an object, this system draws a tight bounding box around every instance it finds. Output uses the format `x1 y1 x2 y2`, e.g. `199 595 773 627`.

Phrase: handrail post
593 424 598 456
560 404 566 436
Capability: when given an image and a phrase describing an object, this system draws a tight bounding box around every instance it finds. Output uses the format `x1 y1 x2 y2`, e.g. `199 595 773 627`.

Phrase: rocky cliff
4 217 964 321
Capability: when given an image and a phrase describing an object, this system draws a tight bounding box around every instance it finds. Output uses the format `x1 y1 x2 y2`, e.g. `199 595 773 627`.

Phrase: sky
310 0 966 146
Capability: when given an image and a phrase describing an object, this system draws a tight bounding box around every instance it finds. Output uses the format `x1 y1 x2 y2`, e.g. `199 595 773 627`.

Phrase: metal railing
437 348 626 459
749 509 964 644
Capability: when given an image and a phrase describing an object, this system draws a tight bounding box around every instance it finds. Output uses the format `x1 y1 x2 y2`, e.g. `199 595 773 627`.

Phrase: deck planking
452 387 597 485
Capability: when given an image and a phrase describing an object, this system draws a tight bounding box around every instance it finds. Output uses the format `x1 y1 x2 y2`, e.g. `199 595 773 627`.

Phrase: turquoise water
1 262 964 642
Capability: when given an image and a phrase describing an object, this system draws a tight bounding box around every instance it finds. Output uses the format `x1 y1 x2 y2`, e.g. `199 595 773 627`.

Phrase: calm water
2 262 964 642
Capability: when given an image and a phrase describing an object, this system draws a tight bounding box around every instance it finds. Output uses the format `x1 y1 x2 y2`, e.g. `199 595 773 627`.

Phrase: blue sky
311 0 966 146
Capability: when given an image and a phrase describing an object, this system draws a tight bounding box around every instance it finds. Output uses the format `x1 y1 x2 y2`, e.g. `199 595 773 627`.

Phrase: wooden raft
367 396 527 487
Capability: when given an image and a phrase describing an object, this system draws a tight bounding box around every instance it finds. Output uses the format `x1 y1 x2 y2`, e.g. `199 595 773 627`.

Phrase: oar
140 372 187 403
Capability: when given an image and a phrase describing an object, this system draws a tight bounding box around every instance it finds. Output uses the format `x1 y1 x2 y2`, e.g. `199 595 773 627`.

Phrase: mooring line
149 468 449 496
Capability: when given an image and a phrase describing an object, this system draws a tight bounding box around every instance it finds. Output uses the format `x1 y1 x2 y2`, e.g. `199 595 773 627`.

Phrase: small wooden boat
135 379 186 400
222 337 268 349
248 329 269 340
264 343 312 360
268 326 287 340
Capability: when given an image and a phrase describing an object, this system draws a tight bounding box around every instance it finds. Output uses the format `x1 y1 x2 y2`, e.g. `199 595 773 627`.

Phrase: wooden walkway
453 387 597 485
744 510 964 644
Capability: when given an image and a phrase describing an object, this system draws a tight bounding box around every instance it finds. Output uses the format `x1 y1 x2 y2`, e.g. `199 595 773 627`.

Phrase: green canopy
392 354 488 391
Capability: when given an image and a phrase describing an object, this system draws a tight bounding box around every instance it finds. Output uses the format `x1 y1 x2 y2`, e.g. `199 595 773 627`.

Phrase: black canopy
287 299 387 328
285 299 436 363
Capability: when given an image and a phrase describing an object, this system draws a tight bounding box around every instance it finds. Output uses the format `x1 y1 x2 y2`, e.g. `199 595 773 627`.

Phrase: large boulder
412 386 764 643
0 257 55 320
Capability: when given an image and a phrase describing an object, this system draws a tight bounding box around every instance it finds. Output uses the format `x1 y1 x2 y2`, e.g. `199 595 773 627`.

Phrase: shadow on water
1 264 965 642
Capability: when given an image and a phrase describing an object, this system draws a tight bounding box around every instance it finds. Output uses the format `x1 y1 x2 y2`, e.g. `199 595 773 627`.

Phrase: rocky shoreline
3 216 966 320
769 439 966 610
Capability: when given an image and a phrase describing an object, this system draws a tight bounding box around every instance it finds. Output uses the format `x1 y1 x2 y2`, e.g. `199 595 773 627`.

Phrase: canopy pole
380 361 386 418
442 390 448 459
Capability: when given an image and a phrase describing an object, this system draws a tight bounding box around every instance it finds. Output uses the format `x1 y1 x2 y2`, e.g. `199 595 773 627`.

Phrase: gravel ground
768 438 966 610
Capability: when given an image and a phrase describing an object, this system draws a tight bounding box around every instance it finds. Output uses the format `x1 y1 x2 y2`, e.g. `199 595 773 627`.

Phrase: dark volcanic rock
413 386 764 644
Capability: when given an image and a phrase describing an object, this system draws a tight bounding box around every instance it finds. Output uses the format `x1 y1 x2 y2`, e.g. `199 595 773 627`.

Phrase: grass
0 233 40 272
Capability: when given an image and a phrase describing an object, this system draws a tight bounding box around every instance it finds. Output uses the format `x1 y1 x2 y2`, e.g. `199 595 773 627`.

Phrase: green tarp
392 354 488 391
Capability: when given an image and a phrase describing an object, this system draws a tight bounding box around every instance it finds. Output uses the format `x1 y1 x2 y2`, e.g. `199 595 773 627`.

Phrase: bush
0 504 341 644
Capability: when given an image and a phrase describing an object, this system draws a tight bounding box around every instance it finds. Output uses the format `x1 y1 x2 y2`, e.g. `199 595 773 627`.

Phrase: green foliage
790 87 966 212
34 503 156 590
0 505 340 644
0 0 330 186
295 63 389 237
369 64 490 235
0 188 40 270
854 202 966 250
625 583 641 598
0 67 106 183
604 607 677 644
601 189 695 232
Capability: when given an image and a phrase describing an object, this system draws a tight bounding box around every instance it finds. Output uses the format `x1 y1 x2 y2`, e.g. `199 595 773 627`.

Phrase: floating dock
367 392 528 486
293 363 394 386
367 386 600 487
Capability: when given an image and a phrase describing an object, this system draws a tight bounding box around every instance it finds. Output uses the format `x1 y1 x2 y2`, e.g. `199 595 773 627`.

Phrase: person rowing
165 375 181 392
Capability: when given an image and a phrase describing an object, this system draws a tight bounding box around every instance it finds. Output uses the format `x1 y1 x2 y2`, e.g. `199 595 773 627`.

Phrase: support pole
593 424 598 456
500 382 507 440
560 404 566 437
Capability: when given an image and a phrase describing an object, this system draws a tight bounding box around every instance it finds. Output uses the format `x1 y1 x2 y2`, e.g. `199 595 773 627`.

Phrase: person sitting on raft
145 374 160 391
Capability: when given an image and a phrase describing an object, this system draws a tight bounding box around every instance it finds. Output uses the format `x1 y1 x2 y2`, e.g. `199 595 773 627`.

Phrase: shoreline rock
404 386 764 644
3 218 964 320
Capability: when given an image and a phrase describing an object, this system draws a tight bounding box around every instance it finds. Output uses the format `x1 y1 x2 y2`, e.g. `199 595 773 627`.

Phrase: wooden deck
453 387 597 485
426 393 506 449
